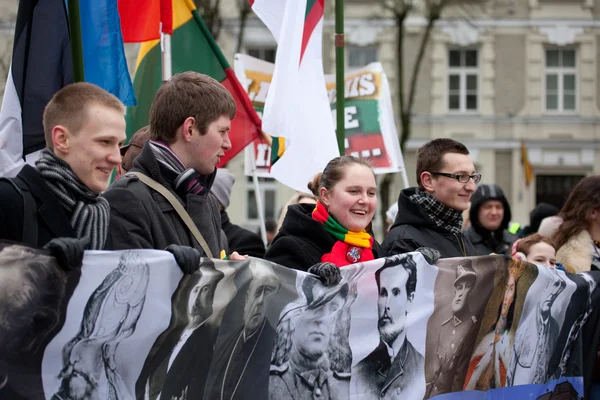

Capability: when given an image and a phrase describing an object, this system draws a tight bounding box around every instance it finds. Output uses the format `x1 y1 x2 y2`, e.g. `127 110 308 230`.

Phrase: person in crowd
518 202 559 238
462 202 472 230
265 156 382 271
552 176 600 272
463 184 518 256
104 72 243 262
119 125 150 174
211 168 266 258
274 192 318 235
383 138 478 258
0 82 125 250
512 234 558 269
264 219 278 245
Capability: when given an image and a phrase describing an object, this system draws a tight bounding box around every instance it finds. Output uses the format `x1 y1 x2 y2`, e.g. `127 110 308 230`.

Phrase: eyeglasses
431 172 482 184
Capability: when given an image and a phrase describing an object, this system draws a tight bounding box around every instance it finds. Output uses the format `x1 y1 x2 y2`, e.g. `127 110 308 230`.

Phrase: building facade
217 0 600 234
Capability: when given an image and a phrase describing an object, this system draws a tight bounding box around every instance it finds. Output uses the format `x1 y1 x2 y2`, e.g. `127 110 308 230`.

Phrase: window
448 49 478 112
348 45 378 68
247 47 276 63
246 177 278 222
545 49 577 112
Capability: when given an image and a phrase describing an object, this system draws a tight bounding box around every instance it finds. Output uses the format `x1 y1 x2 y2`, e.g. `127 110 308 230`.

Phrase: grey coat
104 143 225 256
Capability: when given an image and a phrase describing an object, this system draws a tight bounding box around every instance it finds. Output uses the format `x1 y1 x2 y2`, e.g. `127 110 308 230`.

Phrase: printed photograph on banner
463 258 538 391
423 256 497 399
0 242 69 400
134 258 238 400
42 250 182 400
234 54 405 178
508 267 576 386
349 253 436 400
548 272 598 380
204 258 299 400
269 265 365 399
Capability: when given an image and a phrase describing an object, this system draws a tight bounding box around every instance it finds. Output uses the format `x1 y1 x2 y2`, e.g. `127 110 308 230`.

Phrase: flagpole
335 0 345 155
161 29 172 82
67 0 84 82
250 151 269 247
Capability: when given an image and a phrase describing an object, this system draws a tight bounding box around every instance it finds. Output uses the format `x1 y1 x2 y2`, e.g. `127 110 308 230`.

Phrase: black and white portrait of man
351 254 425 399
204 260 281 400
52 252 150 400
509 268 567 386
269 267 362 400
138 262 224 400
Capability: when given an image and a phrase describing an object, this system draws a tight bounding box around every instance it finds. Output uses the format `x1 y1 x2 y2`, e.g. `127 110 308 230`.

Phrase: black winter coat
264 203 383 272
104 143 225 256
382 188 477 259
221 210 265 258
0 165 75 248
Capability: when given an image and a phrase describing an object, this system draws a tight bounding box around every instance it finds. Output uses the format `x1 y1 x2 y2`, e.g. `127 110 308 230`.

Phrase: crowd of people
0 74 599 397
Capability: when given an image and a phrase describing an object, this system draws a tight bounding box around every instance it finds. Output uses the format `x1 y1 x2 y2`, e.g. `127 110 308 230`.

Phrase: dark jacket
264 203 383 271
221 210 265 258
104 143 225 256
464 184 517 256
519 202 559 237
382 187 477 259
0 165 75 248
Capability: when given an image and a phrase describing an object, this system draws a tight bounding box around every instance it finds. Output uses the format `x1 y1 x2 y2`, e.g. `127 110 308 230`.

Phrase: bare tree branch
235 0 252 53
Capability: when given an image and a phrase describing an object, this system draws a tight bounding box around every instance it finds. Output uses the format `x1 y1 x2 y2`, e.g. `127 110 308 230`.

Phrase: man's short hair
375 254 418 298
149 72 236 143
416 138 470 189
43 82 125 150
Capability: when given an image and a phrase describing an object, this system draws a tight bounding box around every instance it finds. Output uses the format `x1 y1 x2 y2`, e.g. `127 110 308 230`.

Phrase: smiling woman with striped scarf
265 156 383 278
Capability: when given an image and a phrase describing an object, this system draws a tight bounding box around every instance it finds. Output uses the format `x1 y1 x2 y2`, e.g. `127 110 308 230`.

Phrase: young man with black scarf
383 138 479 258
0 82 126 251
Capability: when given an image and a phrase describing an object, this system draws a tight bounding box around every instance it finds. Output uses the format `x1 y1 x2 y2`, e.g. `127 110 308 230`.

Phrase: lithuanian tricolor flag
125 0 262 166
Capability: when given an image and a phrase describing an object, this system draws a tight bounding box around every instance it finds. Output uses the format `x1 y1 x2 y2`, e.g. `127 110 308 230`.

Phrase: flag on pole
125 0 262 164
521 140 534 187
0 0 72 177
80 0 136 106
251 0 339 192
118 0 173 42
0 0 135 177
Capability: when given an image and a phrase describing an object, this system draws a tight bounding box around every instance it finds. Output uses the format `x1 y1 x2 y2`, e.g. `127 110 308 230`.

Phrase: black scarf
148 141 214 198
36 149 109 250
409 189 463 235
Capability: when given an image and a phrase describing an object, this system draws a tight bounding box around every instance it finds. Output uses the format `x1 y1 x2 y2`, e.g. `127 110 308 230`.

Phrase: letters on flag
235 54 406 177
0 241 597 399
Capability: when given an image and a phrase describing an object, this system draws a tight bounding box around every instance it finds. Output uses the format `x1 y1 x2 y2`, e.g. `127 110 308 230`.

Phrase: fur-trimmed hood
556 230 593 273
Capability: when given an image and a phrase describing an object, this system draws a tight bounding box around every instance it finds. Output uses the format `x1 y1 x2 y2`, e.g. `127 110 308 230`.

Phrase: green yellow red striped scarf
312 202 374 266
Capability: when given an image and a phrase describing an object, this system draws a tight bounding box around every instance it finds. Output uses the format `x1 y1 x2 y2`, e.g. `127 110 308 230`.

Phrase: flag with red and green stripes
125 0 261 165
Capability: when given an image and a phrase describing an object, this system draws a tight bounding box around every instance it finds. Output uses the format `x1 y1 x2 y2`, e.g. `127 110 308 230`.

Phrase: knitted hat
211 168 235 209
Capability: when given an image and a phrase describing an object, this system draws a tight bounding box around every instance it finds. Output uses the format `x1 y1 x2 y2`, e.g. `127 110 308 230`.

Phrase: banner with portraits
1 241 598 400
234 54 406 177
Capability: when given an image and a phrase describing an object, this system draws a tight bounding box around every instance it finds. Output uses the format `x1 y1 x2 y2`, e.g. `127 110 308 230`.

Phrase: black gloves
43 237 89 271
166 245 203 274
415 247 441 265
308 262 341 286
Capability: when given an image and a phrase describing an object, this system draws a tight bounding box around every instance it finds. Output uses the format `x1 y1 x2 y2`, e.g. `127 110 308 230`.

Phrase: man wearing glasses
383 138 479 258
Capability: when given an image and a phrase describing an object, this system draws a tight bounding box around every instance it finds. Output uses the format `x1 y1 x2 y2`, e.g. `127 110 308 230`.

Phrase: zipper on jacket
454 233 467 256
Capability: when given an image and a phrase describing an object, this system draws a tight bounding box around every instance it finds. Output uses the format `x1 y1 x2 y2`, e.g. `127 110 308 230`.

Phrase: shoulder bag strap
126 172 214 258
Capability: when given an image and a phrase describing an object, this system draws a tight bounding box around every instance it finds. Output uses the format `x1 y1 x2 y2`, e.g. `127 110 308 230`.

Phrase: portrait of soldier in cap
351 254 425 400
269 268 362 400
425 259 480 398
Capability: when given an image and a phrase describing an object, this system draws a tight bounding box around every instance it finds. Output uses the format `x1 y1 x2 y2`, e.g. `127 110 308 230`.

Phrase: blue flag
79 0 136 106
